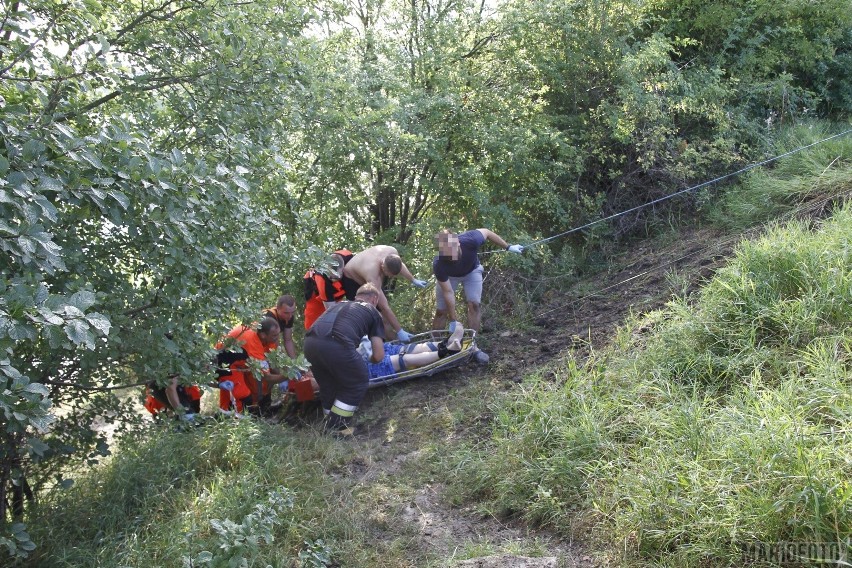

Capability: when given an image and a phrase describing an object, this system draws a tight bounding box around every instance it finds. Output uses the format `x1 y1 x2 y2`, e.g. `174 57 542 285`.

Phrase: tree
0 0 320 552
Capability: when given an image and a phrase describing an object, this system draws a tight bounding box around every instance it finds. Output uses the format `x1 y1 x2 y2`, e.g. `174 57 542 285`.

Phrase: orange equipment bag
289 376 317 402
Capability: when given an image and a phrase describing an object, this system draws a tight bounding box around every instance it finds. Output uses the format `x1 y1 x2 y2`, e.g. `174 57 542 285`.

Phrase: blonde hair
354 283 380 303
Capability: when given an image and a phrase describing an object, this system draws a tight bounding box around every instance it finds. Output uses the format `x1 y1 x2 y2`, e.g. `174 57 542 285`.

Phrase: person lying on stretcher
358 322 466 379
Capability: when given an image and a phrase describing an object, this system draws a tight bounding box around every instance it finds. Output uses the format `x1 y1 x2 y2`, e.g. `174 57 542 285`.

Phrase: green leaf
85 312 112 334
65 319 95 349
28 438 50 457
69 291 97 311
29 414 55 432
22 140 45 161
108 190 130 209
23 382 49 396
0 156 8 175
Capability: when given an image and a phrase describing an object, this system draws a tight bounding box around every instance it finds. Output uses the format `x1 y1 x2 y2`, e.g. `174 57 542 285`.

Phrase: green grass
454 203 852 566
24 419 397 567
706 121 852 229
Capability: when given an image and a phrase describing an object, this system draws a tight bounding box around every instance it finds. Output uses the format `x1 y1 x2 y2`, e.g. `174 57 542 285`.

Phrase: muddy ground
333 226 743 567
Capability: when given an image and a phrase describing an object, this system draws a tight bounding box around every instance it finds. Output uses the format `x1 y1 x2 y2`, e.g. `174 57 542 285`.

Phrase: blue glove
507 244 524 254
397 329 413 343
278 380 290 392
181 413 196 422
412 278 428 288
220 380 234 392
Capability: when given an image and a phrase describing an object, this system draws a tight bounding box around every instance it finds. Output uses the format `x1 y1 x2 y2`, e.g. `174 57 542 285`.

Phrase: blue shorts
368 343 404 379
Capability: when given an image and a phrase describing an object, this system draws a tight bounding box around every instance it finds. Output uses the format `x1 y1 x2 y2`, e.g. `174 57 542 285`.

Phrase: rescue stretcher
286 329 478 402
367 328 478 388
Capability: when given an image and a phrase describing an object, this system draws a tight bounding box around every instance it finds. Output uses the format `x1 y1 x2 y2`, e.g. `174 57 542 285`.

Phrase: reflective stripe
331 400 357 417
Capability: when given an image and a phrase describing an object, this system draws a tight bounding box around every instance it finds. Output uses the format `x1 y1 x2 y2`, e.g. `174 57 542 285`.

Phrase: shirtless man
341 245 428 342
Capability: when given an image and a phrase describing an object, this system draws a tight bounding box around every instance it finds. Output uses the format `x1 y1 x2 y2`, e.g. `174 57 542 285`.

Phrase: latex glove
412 278 428 289
448 320 461 332
181 413 196 422
396 329 413 343
278 380 290 392
357 336 373 360
220 380 234 392
507 244 524 254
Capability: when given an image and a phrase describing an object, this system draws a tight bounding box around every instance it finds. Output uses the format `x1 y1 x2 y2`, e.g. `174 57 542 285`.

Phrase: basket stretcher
287 329 477 401
367 329 477 389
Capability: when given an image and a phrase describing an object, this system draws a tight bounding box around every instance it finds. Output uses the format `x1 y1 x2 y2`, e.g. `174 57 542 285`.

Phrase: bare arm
437 279 458 321
374 287 403 333
262 370 288 385
477 228 509 250
369 336 385 364
398 261 415 282
282 327 296 359
164 377 183 412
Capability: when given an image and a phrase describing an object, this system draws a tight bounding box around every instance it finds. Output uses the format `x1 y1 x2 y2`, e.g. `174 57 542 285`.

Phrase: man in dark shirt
303 283 386 436
432 228 523 334
264 294 297 358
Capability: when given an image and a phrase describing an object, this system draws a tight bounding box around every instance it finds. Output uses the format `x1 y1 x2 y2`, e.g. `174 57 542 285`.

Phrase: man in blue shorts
432 228 523 331
361 324 466 379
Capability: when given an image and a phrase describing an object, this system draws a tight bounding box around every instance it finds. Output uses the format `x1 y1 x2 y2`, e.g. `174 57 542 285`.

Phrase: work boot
324 412 355 439
473 348 490 365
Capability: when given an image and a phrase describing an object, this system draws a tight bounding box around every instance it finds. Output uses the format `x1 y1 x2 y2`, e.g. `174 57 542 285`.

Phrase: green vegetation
461 203 852 566
2 0 851 564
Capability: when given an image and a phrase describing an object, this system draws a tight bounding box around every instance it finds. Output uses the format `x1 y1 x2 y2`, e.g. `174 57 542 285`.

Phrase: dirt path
334 226 740 567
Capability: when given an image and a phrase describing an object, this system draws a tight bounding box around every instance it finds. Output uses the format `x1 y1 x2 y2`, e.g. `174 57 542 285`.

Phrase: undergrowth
455 203 852 567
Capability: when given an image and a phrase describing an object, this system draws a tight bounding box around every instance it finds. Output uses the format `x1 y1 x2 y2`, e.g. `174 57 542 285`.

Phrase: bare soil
339 226 741 567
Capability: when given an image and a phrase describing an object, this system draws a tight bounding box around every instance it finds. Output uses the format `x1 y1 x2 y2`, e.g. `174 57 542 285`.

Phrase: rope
485 127 852 252
524 186 852 324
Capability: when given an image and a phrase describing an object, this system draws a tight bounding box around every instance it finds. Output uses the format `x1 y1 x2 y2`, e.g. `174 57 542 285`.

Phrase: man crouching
303 283 385 437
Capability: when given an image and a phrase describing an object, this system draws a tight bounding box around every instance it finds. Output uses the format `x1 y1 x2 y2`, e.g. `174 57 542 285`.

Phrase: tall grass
25 419 365 567
707 121 852 229
456 203 852 566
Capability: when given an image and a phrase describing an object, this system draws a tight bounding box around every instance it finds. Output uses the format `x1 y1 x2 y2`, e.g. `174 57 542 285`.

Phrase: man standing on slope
432 228 523 363
341 244 428 342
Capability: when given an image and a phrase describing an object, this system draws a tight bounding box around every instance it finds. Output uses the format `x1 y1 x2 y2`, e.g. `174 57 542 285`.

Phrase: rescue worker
214 317 288 416
303 283 385 437
341 245 427 342
143 376 201 420
303 250 352 330
264 294 298 358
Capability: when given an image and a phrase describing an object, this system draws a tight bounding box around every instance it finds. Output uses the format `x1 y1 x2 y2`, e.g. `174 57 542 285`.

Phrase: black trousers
304 336 369 413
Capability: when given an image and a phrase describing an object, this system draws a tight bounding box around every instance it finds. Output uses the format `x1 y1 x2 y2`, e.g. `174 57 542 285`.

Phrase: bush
456 202 852 566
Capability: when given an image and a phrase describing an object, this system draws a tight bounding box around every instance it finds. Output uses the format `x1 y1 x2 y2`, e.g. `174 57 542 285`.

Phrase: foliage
185 488 295 568
456 203 852 566
642 0 852 120
0 0 323 540
706 121 852 228
298 538 333 568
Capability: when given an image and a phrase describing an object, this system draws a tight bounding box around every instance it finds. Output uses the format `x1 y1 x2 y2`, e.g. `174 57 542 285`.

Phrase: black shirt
306 301 383 347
